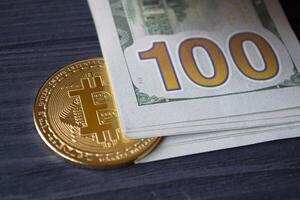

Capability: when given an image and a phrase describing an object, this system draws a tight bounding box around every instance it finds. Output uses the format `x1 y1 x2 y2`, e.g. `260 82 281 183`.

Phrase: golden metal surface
33 58 160 167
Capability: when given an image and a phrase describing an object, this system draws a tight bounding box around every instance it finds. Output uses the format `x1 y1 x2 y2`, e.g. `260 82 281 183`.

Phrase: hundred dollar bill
89 0 300 138
137 122 300 163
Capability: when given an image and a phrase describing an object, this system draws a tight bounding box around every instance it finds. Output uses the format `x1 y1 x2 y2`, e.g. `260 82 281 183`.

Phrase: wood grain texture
0 0 299 199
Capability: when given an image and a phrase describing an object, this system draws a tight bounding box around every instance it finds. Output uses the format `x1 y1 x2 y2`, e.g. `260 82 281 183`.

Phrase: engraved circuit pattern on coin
33 58 160 167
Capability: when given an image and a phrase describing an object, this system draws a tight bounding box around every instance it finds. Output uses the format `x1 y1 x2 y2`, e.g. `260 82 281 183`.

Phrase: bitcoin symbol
33 58 160 167
69 75 115 143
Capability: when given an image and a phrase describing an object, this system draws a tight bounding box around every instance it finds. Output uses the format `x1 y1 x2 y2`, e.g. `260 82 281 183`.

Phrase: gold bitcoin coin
33 58 160 167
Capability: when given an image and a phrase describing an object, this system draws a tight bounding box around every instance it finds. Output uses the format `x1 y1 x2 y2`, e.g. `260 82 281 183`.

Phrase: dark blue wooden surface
0 0 299 199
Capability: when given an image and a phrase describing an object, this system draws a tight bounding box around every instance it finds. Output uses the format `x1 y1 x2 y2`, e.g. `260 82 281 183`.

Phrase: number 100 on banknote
139 32 278 91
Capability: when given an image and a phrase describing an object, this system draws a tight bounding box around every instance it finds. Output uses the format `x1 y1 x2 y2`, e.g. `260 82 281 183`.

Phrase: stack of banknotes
88 0 300 163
